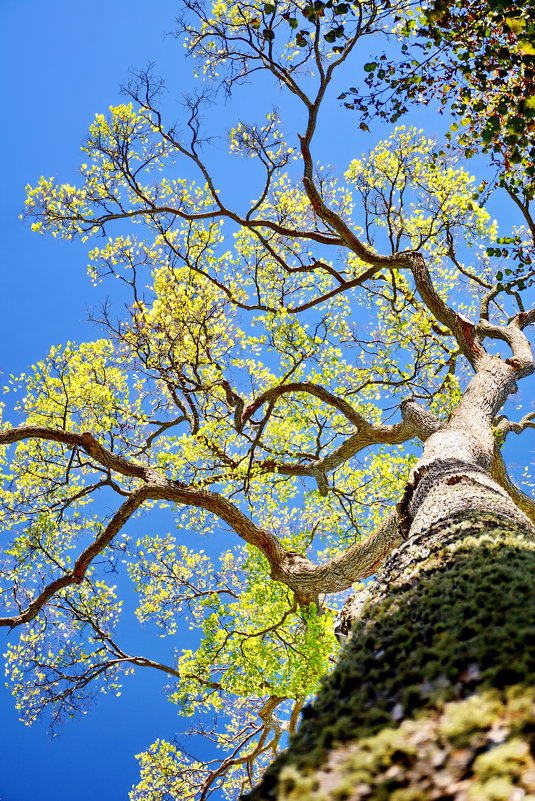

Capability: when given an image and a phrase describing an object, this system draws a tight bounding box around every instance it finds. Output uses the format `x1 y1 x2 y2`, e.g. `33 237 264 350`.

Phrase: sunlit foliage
3 0 535 799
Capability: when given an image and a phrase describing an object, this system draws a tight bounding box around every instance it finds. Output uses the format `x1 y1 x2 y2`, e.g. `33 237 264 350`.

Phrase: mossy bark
247 512 535 801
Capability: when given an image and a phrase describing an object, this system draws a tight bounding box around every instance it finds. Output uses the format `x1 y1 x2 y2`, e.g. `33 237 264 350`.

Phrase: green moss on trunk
247 513 535 801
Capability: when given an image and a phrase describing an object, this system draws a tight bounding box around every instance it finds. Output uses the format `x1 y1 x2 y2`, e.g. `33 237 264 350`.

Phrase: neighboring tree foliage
419 0 535 157
342 1 535 182
2 1 535 799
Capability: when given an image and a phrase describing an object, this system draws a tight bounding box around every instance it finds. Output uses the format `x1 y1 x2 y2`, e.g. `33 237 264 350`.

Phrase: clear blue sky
1 2 534 800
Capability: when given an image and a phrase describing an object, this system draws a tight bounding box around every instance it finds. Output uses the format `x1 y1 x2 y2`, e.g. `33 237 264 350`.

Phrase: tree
343 0 535 165
2 0 535 799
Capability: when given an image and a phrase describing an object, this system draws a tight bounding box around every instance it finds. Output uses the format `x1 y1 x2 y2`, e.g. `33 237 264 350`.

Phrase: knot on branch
400 399 442 441
505 357 524 370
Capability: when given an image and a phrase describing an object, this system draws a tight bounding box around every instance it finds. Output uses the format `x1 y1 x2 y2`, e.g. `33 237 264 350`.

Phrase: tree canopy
2 1 535 799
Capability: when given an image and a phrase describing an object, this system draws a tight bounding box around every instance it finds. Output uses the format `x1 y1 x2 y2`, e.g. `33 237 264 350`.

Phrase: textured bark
247 511 535 801
404 354 535 539
247 344 535 800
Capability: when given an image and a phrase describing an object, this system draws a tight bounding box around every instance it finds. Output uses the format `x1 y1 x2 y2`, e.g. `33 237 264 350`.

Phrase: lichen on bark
247 512 535 800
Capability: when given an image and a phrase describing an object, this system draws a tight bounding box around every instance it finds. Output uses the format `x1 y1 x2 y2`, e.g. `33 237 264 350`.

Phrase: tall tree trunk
247 354 535 800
